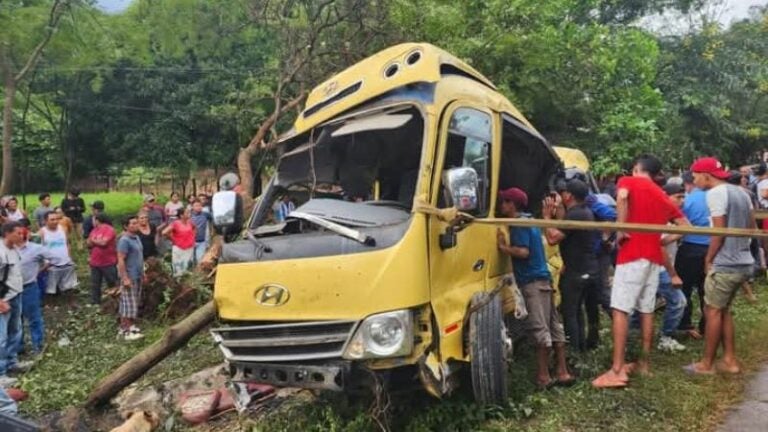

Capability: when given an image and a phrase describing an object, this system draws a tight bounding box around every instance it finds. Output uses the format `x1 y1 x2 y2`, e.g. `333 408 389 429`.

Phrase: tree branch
14 0 68 83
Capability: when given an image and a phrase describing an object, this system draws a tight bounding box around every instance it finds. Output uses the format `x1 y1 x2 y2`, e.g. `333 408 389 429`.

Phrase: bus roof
287 43 498 137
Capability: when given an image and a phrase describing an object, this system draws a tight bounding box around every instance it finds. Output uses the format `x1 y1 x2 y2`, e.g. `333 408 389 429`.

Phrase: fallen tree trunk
85 301 217 409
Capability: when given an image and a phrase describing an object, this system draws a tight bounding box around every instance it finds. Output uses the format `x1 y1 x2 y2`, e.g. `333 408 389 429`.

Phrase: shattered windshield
250 104 424 235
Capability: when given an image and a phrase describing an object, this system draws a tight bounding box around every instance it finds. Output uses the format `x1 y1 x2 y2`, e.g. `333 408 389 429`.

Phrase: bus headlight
343 310 413 359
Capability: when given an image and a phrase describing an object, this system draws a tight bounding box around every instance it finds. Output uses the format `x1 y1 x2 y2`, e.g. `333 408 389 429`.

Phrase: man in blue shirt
190 201 213 265
676 172 710 339
496 187 574 388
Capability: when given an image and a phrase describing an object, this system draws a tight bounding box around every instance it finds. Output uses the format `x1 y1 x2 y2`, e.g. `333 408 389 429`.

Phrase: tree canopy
1 0 766 193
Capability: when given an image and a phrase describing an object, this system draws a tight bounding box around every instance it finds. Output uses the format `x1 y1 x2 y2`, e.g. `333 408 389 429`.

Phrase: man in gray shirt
685 157 755 376
117 216 144 341
0 222 26 387
32 193 53 229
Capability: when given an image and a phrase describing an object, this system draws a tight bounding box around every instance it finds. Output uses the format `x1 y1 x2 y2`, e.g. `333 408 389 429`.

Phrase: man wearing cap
496 187 574 388
82 201 107 240
593 155 688 389
141 193 166 228
676 171 711 339
542 179 601 351
685 157 755 375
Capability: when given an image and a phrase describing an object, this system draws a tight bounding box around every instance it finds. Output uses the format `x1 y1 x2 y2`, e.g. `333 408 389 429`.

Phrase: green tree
657 8 768 167
0 0 73 194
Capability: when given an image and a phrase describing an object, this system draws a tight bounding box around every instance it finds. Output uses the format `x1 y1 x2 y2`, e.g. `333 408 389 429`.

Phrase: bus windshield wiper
289 211 376 246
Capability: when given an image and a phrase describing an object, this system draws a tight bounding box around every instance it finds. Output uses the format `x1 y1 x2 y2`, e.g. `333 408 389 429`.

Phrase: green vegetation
21 191 146 219
2 0 767 194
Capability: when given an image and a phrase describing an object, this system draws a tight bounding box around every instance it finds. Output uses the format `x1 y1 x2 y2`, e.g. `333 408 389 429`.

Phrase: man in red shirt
86 214 118 305
593 155 689 388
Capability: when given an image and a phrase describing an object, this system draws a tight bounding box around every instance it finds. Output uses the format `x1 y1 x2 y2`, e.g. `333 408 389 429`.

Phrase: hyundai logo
254 284 290 306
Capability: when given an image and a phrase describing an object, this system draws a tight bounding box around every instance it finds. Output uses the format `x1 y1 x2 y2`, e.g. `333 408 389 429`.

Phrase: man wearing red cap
685 157 755 375
593 155 688 389
497 187 574 388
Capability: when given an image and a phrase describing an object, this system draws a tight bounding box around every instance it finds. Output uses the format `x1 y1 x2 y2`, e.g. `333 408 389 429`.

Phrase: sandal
682 363 715 376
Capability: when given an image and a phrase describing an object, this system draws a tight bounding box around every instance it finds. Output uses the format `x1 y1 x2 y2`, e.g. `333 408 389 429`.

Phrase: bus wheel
469 291 508 405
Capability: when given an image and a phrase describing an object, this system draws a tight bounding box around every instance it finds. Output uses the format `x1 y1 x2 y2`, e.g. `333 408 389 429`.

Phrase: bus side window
439 108 492 216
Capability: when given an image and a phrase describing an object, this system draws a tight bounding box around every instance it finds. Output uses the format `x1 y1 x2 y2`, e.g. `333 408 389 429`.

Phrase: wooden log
754 210 768 220
84 301 216 409
473 217 768 238
198 236 222 273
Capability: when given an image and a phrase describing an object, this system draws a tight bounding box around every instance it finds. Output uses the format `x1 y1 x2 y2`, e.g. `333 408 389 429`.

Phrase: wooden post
474 217 768 238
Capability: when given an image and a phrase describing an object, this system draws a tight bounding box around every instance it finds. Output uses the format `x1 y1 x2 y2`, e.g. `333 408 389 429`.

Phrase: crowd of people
498 154 764 389
0 189 213 411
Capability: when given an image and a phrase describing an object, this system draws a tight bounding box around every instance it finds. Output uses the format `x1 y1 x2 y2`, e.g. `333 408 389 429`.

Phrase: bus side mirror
443 167 479 212
212 191 237 230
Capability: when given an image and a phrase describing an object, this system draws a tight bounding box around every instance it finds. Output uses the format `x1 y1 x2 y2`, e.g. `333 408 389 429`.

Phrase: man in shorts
496 187 574 388
117 216 145 341
685 157 755 375
593 155 689 388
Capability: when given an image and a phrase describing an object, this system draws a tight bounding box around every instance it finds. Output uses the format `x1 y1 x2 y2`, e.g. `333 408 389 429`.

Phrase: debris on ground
109 410 161 432
178 389 221 424
114 364 229 417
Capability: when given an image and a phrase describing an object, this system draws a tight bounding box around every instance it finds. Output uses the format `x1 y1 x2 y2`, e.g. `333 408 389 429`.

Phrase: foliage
2 1 768 180
657 14 768 167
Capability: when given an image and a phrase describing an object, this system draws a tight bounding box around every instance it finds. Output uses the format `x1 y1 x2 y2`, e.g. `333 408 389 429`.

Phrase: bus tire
469 291 508 405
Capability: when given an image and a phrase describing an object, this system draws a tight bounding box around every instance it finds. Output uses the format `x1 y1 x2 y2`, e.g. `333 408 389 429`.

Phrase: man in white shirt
0 222 26 387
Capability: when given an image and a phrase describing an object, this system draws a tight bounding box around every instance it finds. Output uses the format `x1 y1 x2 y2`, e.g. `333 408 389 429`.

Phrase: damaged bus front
210 43 560 405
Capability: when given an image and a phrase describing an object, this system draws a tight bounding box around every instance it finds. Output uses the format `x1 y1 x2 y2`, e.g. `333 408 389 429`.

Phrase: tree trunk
1 70 16 195
237 147 255 210
84 301 217 408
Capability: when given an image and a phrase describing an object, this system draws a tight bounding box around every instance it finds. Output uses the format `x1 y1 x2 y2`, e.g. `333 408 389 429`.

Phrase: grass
18 245 220 418
19 192 148 220
250 286 768 432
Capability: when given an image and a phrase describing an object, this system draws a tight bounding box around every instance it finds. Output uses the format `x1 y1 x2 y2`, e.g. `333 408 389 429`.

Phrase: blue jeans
0 295 22 376
0 387 17 415
20 282 44 353
658 276 687 337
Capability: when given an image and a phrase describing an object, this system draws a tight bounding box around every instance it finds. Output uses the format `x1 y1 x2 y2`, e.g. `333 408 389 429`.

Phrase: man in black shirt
61 189 85 234
543 179 601 351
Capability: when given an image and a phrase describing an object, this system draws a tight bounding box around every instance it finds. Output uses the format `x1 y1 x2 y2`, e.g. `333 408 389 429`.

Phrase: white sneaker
124 331 144 341
124 326 144 341
658 336 686 352
0 375 18 387
9 360 34 374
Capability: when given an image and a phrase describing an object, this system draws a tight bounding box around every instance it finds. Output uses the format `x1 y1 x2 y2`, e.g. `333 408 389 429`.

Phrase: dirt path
717 363 768 431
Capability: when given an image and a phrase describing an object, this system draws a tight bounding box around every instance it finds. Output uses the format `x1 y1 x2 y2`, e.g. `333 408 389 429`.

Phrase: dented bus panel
210 43 562 402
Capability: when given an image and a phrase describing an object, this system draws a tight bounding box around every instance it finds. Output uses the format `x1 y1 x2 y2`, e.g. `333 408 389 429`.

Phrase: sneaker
0 375 18 387
9 360 35 374
658 336 686 352
124 331 144 341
